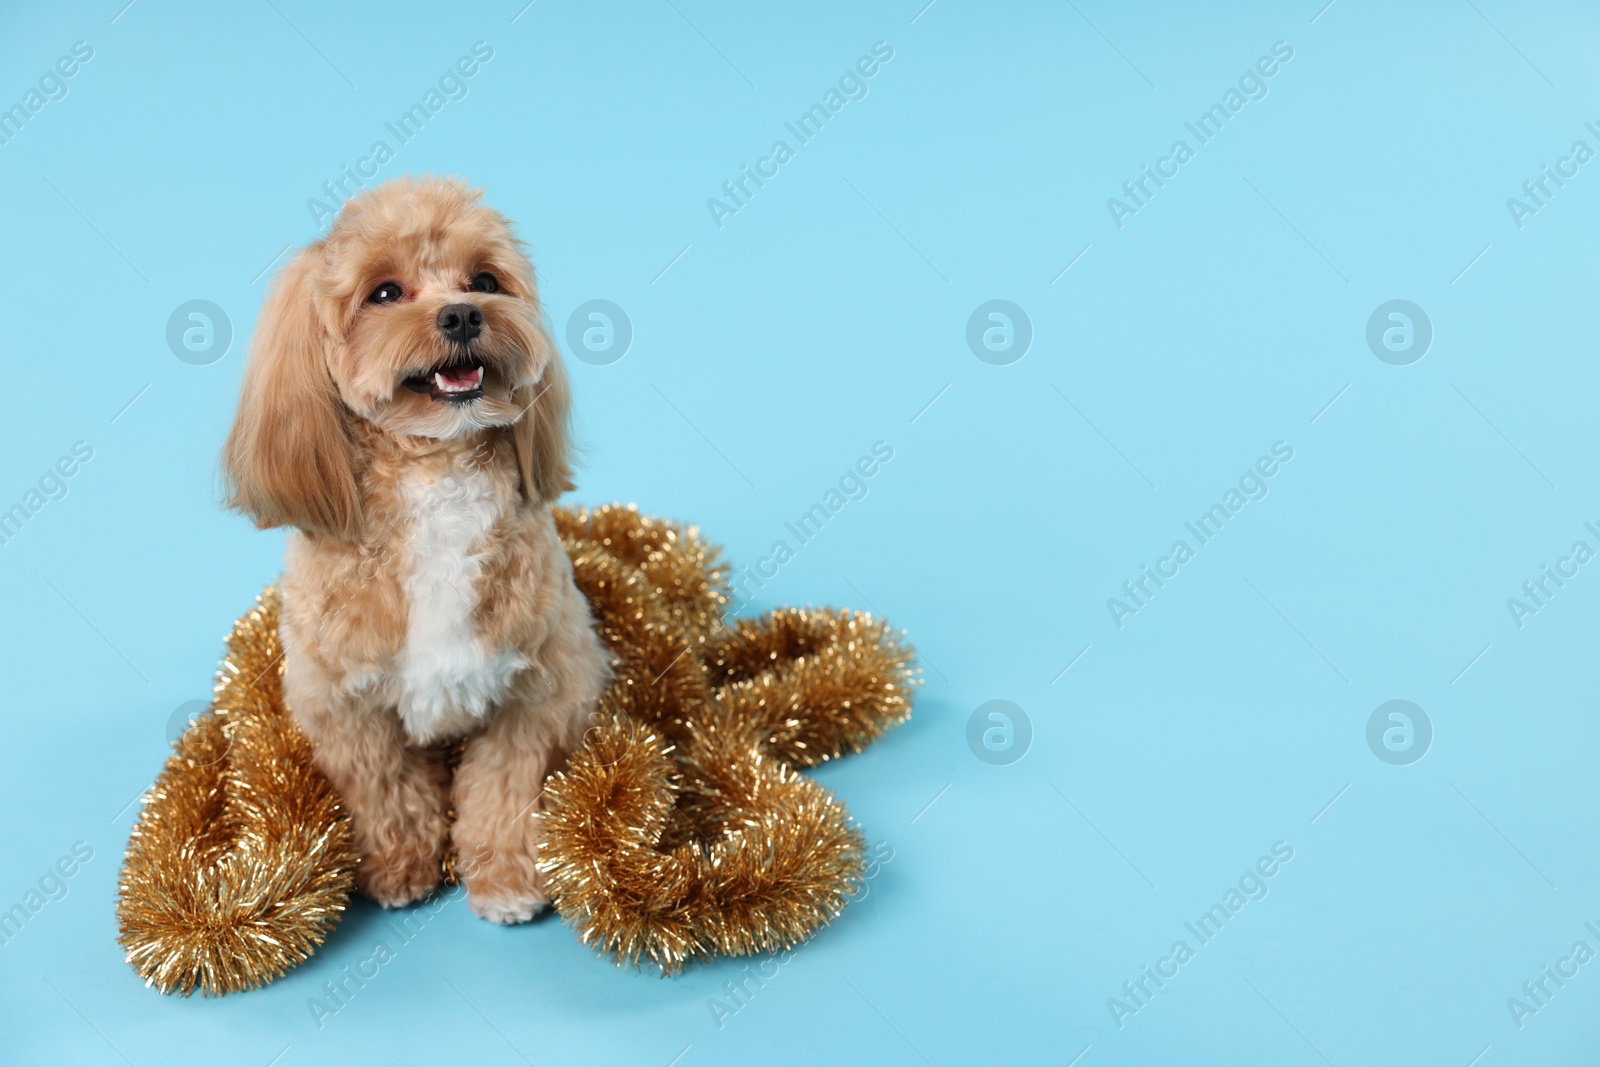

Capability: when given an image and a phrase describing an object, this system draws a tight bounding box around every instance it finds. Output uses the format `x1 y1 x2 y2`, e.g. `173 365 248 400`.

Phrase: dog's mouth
402 357 485 403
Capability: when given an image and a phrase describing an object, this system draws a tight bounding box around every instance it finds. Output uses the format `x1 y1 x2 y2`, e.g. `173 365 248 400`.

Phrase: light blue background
2 1 1598 1063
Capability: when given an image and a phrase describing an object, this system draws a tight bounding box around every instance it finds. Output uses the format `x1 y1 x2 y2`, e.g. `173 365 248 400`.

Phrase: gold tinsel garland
116 504 917 994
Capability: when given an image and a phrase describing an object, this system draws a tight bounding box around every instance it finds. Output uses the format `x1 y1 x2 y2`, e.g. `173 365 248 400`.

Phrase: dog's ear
511 323 574 505
222 244 363 540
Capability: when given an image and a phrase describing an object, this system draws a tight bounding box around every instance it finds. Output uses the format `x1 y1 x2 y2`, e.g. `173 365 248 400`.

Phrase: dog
222 177 611 924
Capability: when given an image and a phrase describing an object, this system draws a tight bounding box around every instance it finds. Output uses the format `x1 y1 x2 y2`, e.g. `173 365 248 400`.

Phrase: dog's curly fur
222 177 610 923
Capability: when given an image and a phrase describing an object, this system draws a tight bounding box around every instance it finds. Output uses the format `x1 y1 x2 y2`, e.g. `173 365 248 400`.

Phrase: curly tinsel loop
115 591 355 996
116 503 918 994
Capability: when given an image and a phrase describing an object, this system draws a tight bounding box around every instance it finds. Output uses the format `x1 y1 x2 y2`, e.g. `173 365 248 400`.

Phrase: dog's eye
368 282 404 305
469 272 499 294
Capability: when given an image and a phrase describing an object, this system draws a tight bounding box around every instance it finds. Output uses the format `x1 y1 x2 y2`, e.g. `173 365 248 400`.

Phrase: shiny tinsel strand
115 589 355 996
116 505 917 991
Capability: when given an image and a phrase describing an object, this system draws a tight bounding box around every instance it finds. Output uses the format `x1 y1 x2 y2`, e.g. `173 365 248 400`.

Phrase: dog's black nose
436 303 483 342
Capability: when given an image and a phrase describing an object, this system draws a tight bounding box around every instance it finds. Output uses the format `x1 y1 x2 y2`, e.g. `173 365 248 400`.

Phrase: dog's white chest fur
395 466 525 742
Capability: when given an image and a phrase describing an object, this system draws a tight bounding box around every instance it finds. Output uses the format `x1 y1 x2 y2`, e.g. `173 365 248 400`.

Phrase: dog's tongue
440 365 482 387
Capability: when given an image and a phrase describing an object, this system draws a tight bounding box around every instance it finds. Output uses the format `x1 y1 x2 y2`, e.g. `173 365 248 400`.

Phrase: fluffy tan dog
222 177 610 924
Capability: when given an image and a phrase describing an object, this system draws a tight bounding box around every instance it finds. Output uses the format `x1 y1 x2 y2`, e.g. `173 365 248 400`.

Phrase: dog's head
223 176 571 539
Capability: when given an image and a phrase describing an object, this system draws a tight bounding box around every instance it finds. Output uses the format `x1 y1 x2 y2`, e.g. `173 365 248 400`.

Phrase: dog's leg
450 692 568 924
288 681 451 908
451 672 594 924
452 597 607 924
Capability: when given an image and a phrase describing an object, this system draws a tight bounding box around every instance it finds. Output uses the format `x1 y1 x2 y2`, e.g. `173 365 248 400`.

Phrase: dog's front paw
466 888 549 925
455 832 550 924
355 841 445 908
